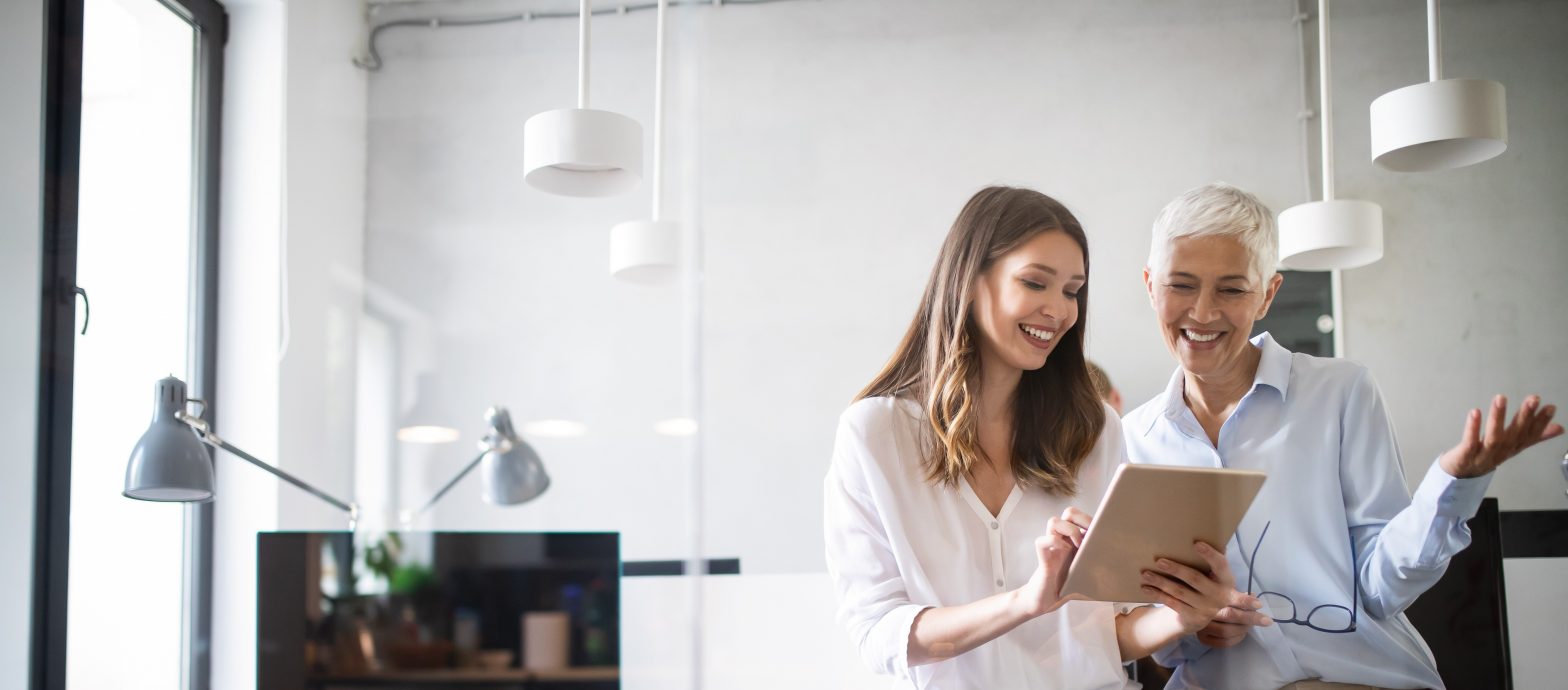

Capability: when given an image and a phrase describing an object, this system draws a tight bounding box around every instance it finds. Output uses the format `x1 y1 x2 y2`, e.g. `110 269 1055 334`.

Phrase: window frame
31 1 226 688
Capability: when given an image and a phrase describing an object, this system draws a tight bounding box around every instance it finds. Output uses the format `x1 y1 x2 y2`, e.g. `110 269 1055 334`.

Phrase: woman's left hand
1439 394 1563 479
1140 541 1268 635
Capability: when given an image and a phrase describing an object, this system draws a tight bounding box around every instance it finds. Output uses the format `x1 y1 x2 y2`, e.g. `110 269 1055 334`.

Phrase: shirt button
995 579 1004 587
990 521 999 530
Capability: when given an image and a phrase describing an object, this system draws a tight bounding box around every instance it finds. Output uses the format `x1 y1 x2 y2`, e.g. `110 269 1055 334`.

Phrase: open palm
1439 395 1563 479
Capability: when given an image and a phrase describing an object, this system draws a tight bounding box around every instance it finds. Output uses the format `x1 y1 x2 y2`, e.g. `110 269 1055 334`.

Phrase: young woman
824 186 1267 689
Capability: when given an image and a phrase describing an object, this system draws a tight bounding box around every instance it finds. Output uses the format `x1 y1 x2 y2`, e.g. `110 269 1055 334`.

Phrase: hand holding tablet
1060 464 1267 604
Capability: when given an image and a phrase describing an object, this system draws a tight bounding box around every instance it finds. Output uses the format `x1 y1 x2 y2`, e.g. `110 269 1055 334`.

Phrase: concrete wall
1329 2 1568 687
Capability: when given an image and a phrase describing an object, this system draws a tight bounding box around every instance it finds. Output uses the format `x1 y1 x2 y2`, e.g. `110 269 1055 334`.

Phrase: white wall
215 1 367 688
0 0 43 686
352 0 1565 686
365 0 694 560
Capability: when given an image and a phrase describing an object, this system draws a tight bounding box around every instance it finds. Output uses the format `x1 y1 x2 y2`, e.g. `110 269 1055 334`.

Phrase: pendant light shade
1280 0 1384 271
611 0 679 281
1369 0 1506 172
398 372 460 444
524 0 643 197
124 377 215 502
1370 78 1506 172
524 108 643 197
610 219 679 282
1278 199 1384 271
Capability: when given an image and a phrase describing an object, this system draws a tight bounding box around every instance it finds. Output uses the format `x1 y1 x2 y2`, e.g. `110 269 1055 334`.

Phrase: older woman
1122 183 1563 690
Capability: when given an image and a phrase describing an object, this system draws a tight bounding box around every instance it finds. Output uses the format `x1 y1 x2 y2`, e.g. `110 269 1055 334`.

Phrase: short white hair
1146 183 1278 282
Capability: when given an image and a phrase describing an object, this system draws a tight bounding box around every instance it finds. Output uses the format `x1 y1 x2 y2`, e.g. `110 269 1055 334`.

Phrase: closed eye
1021 279 1046 291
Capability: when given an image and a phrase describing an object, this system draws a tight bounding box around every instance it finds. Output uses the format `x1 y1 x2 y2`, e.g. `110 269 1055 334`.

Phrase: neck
976 351 1022 427
1182 345 1262 418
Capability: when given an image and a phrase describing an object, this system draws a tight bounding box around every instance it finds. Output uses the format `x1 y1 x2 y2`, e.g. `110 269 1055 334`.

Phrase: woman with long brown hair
824 186 1265 688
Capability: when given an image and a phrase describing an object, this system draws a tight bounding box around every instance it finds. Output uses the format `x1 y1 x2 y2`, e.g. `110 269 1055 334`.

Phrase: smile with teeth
1182 328 1222 343
1020 325 1056 341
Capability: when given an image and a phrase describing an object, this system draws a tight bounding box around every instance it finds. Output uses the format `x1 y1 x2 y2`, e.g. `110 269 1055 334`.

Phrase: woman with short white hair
1123 183 1562 690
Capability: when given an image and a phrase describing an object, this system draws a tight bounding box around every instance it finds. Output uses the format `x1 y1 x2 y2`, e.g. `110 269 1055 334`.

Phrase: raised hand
1439 395 1563 479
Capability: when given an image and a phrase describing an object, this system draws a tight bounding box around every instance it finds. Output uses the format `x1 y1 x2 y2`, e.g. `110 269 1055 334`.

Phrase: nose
1189 288 1221 324
1039 290 1072 322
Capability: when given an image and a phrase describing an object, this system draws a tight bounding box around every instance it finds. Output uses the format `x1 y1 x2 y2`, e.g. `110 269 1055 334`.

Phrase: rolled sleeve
823 414 926 678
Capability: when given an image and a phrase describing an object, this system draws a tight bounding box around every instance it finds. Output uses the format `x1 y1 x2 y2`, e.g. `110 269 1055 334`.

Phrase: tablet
1060 463 1266 603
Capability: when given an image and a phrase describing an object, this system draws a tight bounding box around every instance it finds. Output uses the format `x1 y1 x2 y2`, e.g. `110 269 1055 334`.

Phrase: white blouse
824 396 1136 690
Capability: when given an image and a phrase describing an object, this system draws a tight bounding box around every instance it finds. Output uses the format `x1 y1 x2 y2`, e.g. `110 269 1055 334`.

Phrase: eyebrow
1170 271 1251 282
1024 263 1087 281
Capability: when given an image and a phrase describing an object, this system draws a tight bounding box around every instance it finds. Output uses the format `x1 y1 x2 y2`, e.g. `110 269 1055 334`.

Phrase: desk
307 666 618 689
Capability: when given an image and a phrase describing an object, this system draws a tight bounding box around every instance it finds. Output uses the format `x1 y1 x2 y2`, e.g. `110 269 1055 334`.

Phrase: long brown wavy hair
857 186 1105 496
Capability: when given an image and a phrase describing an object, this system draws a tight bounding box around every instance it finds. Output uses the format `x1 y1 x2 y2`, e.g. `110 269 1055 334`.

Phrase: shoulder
832 396 924 490
1095 402 1125 445
838 395 922 438
1121 391 1167 439
1087 402 1127 466
1285 350 1378 400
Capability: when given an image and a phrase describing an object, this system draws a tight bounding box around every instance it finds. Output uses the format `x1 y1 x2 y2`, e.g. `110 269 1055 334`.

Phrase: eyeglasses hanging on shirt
1235 521 1359 634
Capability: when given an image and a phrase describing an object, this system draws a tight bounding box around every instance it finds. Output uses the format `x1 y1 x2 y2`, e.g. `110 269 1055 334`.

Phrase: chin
1001 350 1045 372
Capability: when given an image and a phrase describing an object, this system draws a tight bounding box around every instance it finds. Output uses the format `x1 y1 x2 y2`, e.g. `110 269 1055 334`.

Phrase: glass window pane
68 0 197 687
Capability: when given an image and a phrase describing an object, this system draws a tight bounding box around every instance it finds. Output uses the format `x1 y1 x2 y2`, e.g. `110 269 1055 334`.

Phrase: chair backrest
1403 497 1512 690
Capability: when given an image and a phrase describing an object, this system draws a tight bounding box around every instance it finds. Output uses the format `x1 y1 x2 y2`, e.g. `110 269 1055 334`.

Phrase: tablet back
1061 464 1266 603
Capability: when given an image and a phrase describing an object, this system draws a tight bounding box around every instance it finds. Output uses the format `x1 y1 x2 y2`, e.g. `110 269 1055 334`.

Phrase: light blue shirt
1122 333 1490 690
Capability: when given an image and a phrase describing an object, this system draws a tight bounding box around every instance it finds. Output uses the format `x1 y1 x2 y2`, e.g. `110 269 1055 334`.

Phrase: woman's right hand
1140 541 1267 635
1012 507 1091 618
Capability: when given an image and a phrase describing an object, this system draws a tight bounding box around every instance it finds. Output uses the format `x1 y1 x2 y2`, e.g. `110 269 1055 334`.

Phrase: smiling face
971 229 1086 375
1145 234 1282 380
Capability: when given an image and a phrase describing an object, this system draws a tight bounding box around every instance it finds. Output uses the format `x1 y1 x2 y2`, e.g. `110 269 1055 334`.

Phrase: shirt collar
1250 331 1292 399
1143 331 1292 435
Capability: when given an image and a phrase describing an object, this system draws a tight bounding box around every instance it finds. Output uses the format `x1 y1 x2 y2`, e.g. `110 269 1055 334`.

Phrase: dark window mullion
32 1 85 689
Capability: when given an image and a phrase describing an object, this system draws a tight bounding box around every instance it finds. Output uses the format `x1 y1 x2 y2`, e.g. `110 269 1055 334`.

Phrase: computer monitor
258 531 620 690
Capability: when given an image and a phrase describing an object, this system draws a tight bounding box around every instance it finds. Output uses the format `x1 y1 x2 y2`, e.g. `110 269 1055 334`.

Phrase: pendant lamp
524 0 643 197
1280 0 1384 271
611 0 678 282
1370 0 1506 172
397 372 460 444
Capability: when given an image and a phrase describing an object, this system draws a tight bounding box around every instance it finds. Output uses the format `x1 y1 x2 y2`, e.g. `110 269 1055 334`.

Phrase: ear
1256 272 1284 320
1142 266 1156 309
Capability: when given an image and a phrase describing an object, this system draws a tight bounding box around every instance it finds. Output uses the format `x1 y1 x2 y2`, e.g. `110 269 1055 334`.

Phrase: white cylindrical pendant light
1369 0 1506 172
523 0 643 197
611 219 679 282
1278 199 1384 271
1280 0 1384 271
611 0 679 281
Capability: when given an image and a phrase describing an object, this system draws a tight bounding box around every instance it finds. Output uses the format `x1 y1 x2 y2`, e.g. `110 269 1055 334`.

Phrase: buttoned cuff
1415 459 1493 519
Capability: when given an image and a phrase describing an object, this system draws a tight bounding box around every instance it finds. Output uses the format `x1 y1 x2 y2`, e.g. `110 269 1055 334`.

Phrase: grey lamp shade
124 377 215 502
481 407 550 505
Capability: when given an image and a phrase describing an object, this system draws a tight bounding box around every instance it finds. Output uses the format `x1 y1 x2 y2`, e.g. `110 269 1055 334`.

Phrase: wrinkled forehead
1155 234 1260 281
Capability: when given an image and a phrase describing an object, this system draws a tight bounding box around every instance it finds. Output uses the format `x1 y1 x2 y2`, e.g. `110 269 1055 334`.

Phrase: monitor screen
258 531 620 690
